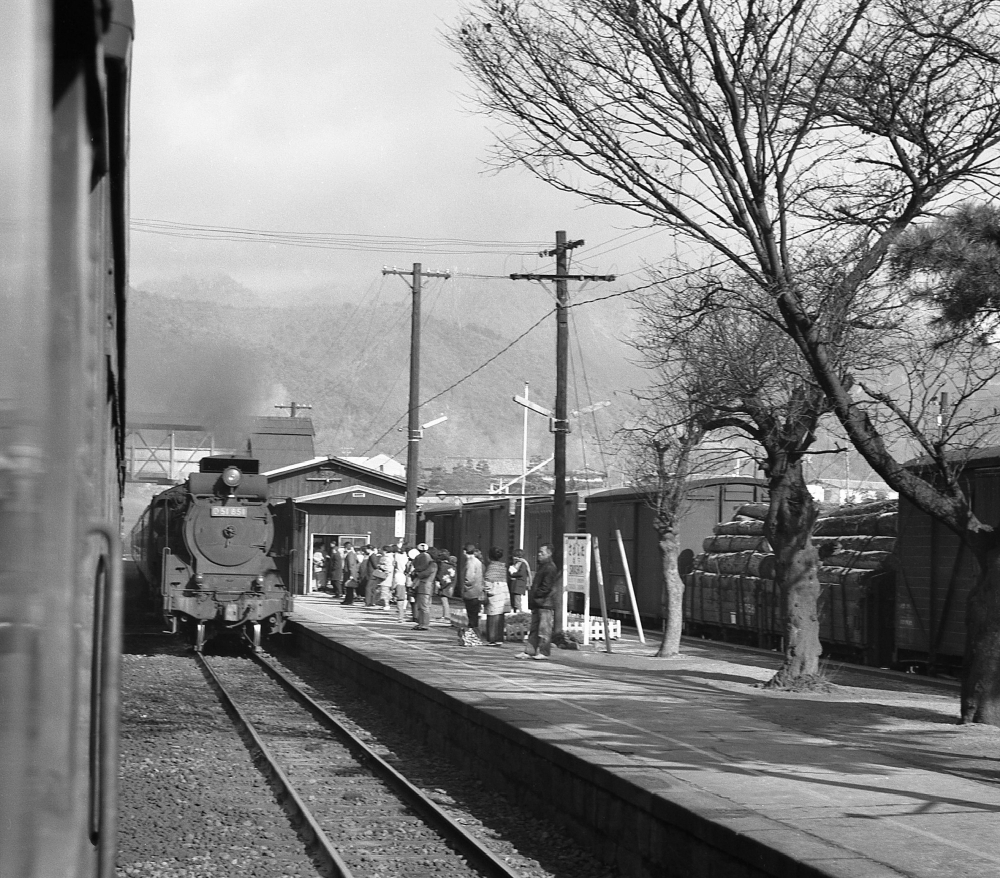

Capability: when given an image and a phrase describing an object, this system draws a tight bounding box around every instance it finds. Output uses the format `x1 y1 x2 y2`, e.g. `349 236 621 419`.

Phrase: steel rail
196 654 356 878
249 651 523 878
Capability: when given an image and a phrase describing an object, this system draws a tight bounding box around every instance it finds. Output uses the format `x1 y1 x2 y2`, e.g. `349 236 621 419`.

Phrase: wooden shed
585 477 768 623
896 447 1000 672
266 456 413 594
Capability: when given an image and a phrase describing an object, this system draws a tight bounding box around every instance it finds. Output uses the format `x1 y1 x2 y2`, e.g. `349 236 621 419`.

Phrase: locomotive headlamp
221 466 242 488
193 574 205 587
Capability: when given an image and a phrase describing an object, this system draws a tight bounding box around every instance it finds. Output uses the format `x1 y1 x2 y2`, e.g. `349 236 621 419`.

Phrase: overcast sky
129 2 668 296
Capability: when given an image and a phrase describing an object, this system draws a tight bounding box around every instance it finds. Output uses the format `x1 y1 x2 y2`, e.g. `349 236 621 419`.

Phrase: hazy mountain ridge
127 276 647 469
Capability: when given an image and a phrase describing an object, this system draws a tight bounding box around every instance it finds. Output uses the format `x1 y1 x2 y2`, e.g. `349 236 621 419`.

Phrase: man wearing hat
410 548 438 630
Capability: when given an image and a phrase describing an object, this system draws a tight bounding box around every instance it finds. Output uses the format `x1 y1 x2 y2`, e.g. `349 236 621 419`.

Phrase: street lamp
512 393 609 549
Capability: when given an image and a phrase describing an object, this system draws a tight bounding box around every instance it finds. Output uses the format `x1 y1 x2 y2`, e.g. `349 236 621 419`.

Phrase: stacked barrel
684 499 897 664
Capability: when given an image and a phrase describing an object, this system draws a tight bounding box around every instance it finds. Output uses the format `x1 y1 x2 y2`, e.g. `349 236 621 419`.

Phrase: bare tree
615 399 709 658
451 0 1000 722
632 281 839 683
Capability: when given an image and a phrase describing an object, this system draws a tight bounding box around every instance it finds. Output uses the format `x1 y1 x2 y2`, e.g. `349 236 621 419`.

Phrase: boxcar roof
905 445 1000 470
586 477 768 504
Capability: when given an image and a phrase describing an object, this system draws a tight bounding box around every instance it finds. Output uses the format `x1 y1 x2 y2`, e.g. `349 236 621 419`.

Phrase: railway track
197 652 524 878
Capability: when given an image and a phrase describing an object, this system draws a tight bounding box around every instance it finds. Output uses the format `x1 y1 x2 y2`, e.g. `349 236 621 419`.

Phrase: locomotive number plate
211 506 247 518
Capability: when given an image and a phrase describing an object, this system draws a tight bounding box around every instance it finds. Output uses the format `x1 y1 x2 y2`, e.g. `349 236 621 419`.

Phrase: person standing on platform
342 543 360 605
517 543 558 661
328 544 345 598
313 549 327 593
410 546 438 630
378 546 395 609
364 545 385 607
461 543 484 632
507 548 531 614
483 547 511 646
435 551 456 624
391 546 409 622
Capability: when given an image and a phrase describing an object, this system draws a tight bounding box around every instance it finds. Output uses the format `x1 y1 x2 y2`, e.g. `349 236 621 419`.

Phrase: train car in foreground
131 456 293 651
0 3 134 876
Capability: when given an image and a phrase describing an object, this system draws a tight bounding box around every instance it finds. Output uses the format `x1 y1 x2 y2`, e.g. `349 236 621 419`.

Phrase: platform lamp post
397 414 448 545
512 393 610 541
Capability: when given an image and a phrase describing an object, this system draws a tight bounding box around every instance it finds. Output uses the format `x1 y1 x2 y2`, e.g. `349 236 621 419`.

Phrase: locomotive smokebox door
185 503 273 568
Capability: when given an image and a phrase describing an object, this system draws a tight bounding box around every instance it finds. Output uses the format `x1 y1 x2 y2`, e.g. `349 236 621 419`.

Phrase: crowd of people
311 541 560 658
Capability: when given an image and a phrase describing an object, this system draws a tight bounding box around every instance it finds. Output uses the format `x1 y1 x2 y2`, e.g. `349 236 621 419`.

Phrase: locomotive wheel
195 622 206 653
250 622 262 652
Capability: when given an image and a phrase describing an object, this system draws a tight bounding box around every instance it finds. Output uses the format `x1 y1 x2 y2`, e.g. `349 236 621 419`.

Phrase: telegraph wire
358 307 556 457
131 218 547 255
570 308 611 479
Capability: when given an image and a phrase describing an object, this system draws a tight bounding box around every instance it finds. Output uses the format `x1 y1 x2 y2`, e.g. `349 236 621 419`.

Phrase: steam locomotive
131 456 293 651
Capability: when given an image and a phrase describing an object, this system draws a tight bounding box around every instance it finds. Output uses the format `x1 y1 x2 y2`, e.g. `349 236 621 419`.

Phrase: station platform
286 595 1000 878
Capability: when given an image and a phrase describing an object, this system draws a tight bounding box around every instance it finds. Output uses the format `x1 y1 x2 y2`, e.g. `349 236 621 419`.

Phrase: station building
264 456 417 594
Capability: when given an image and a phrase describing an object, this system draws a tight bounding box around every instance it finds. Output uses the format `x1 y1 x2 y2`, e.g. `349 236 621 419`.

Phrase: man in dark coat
341 543 360 605
328 545 345 597
516 542 558 660
410 548 438 630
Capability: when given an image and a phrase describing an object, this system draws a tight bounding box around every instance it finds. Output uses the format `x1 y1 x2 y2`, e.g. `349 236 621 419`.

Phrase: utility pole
383 263 451 546
511 232 614 573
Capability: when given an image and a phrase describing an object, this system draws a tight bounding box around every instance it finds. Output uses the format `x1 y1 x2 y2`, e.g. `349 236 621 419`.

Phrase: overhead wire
358 306 556 457
131 218 547 255
569 306 611 479
353 275 449 440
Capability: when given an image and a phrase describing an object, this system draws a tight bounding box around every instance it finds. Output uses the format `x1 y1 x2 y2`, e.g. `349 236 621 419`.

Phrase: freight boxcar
585 478 768 624
895 448 1000 674
419 493 581 557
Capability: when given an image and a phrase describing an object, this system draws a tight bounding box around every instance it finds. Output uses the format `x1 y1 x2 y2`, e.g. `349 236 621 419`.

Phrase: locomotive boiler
132 456 292 651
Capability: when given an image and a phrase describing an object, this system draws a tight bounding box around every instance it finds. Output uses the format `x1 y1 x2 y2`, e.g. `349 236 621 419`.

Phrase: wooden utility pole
511 232 614 573
382 263 451 546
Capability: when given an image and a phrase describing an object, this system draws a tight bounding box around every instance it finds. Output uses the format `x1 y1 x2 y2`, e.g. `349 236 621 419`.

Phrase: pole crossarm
275 402 313 417
383 266 452 280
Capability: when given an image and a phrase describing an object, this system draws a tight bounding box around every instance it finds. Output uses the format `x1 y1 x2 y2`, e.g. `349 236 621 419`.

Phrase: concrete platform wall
290 622 824 878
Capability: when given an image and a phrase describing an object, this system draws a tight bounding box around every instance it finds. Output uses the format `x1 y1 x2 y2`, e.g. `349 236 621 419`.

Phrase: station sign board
563 533 591 593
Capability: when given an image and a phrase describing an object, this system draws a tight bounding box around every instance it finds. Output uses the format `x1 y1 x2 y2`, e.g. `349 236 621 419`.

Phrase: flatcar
0 2 134 876
131 456 293 651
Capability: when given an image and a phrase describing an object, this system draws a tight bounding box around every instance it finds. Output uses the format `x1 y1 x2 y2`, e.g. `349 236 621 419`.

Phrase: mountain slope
127 276 647 470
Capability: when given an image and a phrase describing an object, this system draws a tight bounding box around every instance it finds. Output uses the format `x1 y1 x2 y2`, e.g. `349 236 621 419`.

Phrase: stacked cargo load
684 499 897 665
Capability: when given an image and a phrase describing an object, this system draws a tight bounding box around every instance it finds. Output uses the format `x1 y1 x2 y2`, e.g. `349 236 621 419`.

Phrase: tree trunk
962 537 1000 724
764 460 823 688
654 529 684 658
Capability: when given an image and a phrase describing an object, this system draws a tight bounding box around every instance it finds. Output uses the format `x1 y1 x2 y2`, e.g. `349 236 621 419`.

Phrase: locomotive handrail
88 521 124 878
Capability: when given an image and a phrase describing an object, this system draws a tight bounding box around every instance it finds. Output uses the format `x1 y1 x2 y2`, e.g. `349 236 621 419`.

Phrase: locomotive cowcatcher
133 456 292 651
